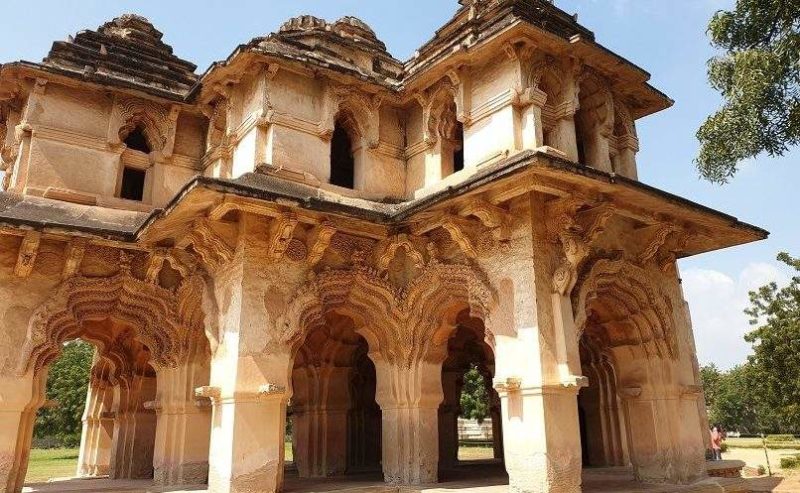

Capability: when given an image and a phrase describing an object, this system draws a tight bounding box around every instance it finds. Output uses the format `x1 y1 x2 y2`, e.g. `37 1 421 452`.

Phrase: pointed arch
17 271 205 376
277 261 498 367
573 259 677 360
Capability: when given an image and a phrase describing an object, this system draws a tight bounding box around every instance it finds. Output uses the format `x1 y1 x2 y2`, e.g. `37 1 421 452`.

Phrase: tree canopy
34 341 94 447
459 365 490 422
696 0 800 183
701 252 800 434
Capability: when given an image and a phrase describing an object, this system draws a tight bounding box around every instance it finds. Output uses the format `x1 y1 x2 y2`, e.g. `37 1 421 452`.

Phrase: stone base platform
708 460 747 479
21 463 774 493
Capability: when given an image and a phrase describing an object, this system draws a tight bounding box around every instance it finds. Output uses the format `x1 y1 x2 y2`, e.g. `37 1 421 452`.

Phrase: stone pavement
24 464 794 493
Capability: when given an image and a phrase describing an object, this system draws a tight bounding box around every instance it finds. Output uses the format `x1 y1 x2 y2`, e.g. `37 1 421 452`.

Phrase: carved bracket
374 234 426 271
548 199 615 295
15 231 41 278
266 213 299 260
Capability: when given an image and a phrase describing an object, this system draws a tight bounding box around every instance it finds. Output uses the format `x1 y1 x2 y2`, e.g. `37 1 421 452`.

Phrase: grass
23 445 492 484
727 437 800 450
25 448 79 483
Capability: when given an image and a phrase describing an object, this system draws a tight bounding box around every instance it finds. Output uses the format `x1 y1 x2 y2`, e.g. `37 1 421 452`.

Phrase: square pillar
438 369 462 470
202 378 289 493
292 365 351 478
495 379 582 493
373 357 443 485
0 371 46 493
77 382 114 477
109 373 157 480
152 360 212 485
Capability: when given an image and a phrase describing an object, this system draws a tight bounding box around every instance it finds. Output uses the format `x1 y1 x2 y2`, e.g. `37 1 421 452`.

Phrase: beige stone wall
4 80 205 208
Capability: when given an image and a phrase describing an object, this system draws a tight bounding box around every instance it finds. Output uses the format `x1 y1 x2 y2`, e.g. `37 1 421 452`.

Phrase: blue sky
2 0 796 368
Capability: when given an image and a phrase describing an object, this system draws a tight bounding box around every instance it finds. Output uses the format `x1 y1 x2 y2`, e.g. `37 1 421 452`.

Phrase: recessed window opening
330 121 355 189
124 127 151 154
120 167 146 202
453 122 465 173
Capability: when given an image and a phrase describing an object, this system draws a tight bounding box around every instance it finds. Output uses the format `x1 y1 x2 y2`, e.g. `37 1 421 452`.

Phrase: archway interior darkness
439 310 503 472
577 329 627 469
290 314 381 478
452 121 464 173
330 120 355 189
123 127 151 154
30 318 159 483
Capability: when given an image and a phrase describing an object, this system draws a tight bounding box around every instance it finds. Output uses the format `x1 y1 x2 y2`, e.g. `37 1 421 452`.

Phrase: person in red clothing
710 424 724 460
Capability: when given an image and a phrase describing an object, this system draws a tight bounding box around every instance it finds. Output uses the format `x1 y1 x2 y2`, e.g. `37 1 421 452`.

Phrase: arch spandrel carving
15 270 207 377
573 259 678 360
107 96 177 155
276 260 498 368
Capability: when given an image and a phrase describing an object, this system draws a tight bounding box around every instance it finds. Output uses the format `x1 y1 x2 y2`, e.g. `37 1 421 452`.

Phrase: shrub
780 455 800 469
766 434 796 443
720 442 729 452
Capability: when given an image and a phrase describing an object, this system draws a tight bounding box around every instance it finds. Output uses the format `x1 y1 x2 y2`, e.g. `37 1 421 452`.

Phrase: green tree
459 365 489 422
744 252 800 433
696 0 800 183
34 341 94 447
700 363 721 410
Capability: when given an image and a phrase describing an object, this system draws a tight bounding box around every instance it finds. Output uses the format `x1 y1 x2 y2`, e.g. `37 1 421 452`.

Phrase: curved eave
0 61 198 106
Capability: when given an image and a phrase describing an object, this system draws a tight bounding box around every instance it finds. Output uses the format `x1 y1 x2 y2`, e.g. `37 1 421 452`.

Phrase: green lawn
727 437 800 450
25 444 489 484
26 448 79 483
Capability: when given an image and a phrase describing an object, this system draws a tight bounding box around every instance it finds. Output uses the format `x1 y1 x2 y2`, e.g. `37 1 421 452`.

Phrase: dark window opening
124 127 151 154
453 122 465 173
575 120 587 165
120 167 146 201
330 123 355 189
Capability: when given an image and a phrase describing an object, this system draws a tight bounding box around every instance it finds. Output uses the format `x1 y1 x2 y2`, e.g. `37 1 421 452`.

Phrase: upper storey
0 1 673 213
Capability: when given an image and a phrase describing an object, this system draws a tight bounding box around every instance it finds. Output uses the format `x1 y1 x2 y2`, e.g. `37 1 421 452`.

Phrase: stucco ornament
278 258 497 368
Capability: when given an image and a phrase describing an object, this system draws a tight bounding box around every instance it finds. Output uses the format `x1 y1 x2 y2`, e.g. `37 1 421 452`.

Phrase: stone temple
0 2 766 493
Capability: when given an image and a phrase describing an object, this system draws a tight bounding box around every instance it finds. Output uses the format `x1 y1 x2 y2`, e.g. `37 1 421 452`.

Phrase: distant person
710 424 724 460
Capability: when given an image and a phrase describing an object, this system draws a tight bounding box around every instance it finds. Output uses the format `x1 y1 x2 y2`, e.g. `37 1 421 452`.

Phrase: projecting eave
0 150 766 260
402 10 673 119
0 61 197 106
522 155 768 258
136 150 766 260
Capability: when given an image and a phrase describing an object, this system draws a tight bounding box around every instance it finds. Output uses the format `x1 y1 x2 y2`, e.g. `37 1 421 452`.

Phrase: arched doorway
577 333 627 468
573 259 707 483
5 270 212 492
290 314 381 478
438 309 503 475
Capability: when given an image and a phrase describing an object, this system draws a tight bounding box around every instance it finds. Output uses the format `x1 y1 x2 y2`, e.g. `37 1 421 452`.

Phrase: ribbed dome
98 14 165 47
42 14 198 99
279 15 329 33
277 15 387 52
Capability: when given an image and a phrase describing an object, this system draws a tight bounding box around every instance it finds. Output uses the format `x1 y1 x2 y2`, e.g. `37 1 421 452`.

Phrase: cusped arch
111 97 172 152
277 261 498 367
573 259 677 359
18 271 197 376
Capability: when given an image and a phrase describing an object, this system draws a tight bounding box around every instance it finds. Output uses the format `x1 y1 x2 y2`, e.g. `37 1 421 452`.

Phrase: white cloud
681 262 790 370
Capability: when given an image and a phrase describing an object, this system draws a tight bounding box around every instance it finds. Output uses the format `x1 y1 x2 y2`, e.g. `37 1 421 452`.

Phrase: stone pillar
552 117 579 162
616 362 706 483
495 375 582 493
438 369 462 470
77 382 114 477
109 373 157 480
292 365 351 478
493 195 584 493
152 359 212 485
202 215 295 493
373 356 444 485
0 371 46 493
516 88 547 151
203 358 290 493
